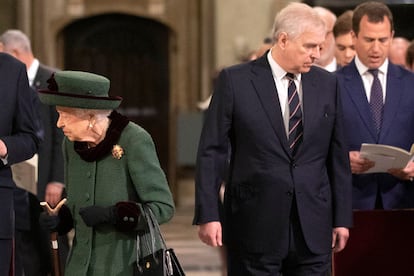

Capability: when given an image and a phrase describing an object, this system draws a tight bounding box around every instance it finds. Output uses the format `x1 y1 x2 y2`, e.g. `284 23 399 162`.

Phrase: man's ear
0 42 4 52
350 30 357 43
277 32 289 50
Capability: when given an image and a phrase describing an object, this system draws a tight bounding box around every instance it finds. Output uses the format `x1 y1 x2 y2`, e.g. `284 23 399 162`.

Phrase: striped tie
286 73 303 155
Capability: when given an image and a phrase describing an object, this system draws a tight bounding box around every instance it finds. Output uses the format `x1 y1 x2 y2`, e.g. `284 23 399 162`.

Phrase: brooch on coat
112 144 124 159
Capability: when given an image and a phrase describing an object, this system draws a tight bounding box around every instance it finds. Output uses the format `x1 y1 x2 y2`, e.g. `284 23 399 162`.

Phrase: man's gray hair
271 2 326 43
0 29 32 53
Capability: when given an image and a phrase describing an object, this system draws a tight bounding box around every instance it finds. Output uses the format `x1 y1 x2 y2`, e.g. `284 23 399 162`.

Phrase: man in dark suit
0 29 66 276
336 2 414 210
193 3 352 275
0 52 40 276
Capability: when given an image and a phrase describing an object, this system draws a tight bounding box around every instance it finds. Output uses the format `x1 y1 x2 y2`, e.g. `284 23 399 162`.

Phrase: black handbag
134 205 185 276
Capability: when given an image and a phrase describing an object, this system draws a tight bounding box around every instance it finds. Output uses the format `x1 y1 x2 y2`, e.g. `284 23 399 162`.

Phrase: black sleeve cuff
114 201 141 232
57 204 74 235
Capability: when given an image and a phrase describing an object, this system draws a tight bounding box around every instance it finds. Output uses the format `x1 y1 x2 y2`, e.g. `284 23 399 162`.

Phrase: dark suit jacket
194 54 352 255
336 60 414 210
0 53 40 238
33 64 64 200
14 64 63 230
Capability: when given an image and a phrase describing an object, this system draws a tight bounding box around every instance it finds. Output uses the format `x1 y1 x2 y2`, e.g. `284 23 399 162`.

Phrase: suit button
292 163 297 168
287 191 293 196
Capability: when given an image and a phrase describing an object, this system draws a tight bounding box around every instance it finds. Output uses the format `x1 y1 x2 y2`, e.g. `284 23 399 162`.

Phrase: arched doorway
62 13 171 179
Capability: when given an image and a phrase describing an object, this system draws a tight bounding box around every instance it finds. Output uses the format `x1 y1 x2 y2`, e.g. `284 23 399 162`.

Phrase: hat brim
38 90 122 110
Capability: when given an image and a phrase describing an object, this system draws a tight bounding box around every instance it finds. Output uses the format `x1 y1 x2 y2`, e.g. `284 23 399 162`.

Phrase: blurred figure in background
313 6 337 71
333 10 356 68
249 37 273 60
389 36 409 68
405 39 414 71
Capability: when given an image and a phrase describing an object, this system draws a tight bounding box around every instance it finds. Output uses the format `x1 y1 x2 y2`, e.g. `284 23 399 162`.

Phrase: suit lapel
343 63 378 140
300 70 320 156
250 56 291 155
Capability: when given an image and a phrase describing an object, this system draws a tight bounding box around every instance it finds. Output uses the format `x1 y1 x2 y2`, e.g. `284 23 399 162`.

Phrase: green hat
38 70 122 109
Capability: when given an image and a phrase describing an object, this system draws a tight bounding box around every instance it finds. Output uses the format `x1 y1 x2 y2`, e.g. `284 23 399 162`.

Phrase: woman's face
56 106 90 142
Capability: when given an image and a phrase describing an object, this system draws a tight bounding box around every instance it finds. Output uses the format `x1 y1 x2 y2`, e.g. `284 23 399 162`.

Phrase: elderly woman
38 71 175 275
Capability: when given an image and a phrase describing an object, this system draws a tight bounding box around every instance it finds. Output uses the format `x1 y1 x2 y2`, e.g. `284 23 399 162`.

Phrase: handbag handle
135 204 168 272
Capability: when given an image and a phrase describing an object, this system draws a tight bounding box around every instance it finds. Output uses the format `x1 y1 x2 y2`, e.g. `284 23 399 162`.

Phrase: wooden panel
333 210 414 276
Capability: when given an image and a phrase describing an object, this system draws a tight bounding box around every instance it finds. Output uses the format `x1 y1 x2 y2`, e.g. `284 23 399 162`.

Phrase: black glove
79 202 141 231
114 201 141 232
79 205 117 227
39 212 60 232
39 205 74 235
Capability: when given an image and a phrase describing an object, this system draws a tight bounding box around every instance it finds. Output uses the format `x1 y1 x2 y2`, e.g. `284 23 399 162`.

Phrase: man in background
313 6 337 72
389 36 409 68
0 29 67 276
333 10 356 68
406 39 414 71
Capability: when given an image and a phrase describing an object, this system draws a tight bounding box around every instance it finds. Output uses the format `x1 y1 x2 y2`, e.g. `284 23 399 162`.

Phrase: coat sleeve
1 58 41 168
127 126 175 225
193 68 233 225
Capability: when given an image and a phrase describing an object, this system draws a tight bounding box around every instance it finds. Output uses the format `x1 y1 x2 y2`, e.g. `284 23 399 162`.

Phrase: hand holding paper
359 143 414 174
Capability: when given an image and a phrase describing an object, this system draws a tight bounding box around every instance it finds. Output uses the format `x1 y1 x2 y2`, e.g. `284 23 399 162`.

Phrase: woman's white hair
71 108 111 120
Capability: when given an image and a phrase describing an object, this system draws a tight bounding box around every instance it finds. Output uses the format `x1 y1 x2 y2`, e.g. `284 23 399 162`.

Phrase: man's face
335 32 355 67
317 20 336 66
284 29 325 74
353 15 393 69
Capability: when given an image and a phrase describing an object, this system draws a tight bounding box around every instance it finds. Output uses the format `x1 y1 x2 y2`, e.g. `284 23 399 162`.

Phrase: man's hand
332 227 349 253
349 151 375 174
45 182 65 207
0 139 7 158
198 221 222 247
388 160 414 182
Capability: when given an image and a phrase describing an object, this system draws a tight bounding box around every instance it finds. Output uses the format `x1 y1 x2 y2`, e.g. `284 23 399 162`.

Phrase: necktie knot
286 73 295 81
368 69 379 77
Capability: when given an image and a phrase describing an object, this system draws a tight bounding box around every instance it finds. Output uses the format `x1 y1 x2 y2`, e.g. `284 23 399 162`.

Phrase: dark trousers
227 199 331 276
0 239 13 276
14 191 69 276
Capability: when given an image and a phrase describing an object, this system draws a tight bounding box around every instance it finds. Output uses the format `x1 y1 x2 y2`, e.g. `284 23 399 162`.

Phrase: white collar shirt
354 56 388 103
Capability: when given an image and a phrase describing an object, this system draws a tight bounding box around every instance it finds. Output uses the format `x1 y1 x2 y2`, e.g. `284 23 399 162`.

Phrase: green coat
63 122 175 276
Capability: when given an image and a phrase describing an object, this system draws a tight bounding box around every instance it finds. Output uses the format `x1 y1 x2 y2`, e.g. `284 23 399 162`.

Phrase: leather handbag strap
135 204 167 272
